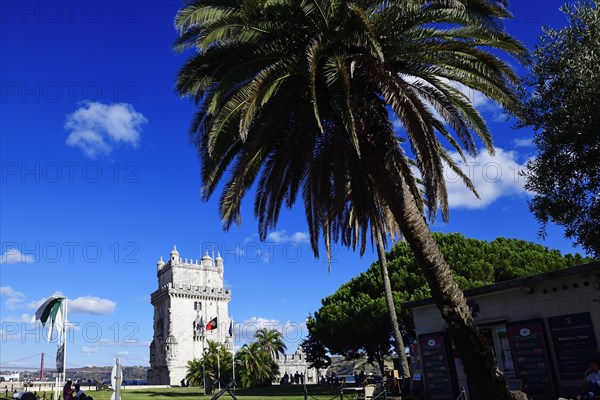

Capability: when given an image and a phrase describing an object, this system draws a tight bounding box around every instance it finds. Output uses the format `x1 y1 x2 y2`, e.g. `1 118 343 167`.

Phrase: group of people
62 381 92 400
280 371 304 385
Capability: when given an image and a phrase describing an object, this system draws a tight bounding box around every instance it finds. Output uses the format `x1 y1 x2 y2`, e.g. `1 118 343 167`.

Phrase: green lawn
32 386 352 400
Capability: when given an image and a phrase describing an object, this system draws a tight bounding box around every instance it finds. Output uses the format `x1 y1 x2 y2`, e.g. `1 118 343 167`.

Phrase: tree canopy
309 233 591 367
519 0 600 258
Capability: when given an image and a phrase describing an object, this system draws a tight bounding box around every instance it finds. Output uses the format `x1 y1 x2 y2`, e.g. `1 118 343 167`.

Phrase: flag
56 343 65 373
206 317 217 331
228 320 233 337
31 296 64 341
197 316 204 332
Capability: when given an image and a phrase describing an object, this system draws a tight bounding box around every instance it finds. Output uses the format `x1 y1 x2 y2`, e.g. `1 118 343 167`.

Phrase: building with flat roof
405 261 600 400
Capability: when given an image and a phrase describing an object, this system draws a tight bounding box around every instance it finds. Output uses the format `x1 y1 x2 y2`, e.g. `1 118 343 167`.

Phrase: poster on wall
548 312 599 379
507 319 556 400
418 332 456 400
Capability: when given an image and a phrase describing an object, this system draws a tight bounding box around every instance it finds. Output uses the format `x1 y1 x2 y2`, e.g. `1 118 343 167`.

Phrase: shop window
480 326 517 380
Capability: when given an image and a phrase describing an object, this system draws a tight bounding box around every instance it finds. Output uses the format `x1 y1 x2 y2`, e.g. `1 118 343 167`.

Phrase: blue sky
0 0 587 370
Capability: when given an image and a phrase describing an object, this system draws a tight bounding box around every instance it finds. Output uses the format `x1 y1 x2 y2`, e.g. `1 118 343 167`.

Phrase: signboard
507 319 555 400
548 312 599 379
419 332 456 400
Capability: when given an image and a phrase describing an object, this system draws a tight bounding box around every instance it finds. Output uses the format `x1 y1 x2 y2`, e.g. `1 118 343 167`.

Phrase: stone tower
148 246 232 385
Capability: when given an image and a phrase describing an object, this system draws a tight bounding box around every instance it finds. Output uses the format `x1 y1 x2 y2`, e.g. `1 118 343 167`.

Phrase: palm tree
174 1 527 398
205 340 234 384
254 328 287 359
236 342 278 388
375 229 410 378
343 191 411 377
187 341 233 388
185 358 204 387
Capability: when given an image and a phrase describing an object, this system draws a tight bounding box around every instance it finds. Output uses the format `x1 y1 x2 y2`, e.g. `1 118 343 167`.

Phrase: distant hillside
327 356 393 376
20 366 149 382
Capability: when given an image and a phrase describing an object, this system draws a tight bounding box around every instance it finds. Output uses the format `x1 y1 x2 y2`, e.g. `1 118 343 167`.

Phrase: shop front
405 262 600 399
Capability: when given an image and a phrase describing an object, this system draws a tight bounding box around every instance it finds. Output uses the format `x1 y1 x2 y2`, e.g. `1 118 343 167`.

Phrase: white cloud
0 286 24 297
69 296 116 315
0 248 34 264
238 317 307 347
27 294 115 315
1 286 25 310
65 102 147 158
96 338 151 347
27 291 65 310
6 297 24 310
445 147 531 209
266 230 309 244
242 234 259 245
82 346 100 355
512 137 535 148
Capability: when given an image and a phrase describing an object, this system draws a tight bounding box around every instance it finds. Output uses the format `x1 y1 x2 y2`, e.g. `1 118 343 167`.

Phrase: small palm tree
204 340 234 384
174 1 528 398
254 328 287 359
236 342 278 388
185 358 204 387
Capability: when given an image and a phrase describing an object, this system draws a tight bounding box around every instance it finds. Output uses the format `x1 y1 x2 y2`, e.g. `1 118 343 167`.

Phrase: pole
114 357 122 400
217 353 221 390
62 298 68 381
303 368 307 400
202 335 206 396
231 345 235 390
230 318 235 390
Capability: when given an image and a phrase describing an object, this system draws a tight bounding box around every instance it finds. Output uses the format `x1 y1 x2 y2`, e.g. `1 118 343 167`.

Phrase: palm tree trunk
374 229 410 380
363 153 523 400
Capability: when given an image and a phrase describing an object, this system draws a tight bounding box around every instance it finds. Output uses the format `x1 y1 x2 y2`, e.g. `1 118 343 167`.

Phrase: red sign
419 332 456 400
506 319 556 400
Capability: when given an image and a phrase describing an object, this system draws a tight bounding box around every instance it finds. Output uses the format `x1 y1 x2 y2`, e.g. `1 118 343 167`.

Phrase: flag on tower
31 296 65 341
206 317 218 331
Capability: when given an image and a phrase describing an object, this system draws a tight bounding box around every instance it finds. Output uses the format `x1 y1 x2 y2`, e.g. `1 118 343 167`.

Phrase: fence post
340 387 344 400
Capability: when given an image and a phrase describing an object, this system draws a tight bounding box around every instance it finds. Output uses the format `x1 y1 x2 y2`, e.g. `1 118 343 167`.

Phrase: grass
28 385 352 400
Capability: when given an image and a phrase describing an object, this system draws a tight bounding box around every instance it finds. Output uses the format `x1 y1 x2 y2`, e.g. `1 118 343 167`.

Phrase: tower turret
201 250 213 268
157 256 165 271
170 245 179 264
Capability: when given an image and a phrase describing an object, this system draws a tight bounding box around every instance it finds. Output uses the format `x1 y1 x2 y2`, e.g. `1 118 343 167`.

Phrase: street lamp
202 347 209 396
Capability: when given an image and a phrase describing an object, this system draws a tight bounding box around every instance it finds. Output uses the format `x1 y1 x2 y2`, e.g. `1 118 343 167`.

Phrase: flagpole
62 297 68 382
231 318 235 389
202 332 206 396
